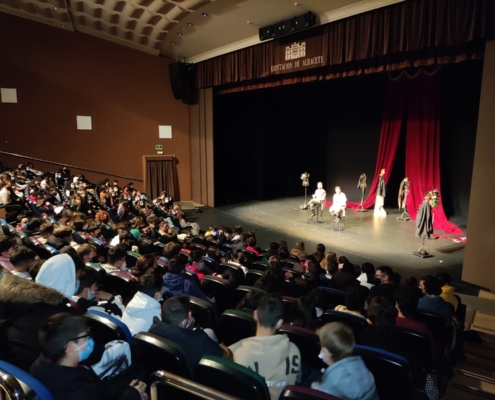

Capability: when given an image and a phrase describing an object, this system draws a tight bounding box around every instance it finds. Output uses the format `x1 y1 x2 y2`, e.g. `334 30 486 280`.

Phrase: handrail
0 151 143 182
0 369 26 400
150 370 239 400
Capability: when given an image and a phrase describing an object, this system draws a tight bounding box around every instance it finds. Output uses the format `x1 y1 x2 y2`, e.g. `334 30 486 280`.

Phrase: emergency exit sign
155 145 163 151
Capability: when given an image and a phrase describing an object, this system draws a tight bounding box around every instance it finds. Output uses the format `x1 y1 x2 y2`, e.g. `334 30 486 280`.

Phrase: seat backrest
192 235 208 247
241 249 257 262
153 241 166 256
280 280 309 298
195 355 270 400
317 287 346 308
245 270 263 287
280 385 342 400
278 324 324 370
0 361 54 400
216 309 256 346
200 276 234 314
102 271 137 305
252 261 268 272
39 244 59 259
413 309 447 345
85 309 132 342
234 285 267 306
189 295 218 330
131 332 192 380
218 263 245 286
395 327 432 373
202 257 218 273
85 261 105 272
125 251 141 268
321 310 369 337
353 345 411 400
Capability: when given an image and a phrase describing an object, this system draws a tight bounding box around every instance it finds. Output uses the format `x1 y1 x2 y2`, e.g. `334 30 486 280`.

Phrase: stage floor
191 197 475 294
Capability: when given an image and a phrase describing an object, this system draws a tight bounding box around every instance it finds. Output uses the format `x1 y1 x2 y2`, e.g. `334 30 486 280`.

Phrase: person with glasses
367 266 396 304
31 313 147 400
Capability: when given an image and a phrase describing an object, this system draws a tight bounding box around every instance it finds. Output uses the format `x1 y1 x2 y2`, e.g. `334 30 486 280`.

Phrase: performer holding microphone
329 186 347 222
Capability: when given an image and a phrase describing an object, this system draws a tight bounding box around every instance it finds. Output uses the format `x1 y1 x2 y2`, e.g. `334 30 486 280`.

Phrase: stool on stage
332 209 346 232
309 196 326 224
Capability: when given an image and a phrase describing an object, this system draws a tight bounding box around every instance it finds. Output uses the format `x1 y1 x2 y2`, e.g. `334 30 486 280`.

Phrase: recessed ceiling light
177 32 182 35
201 13 208 17
53 6 58 9
61 24 65 27
187 22 193 26
171 41 176 44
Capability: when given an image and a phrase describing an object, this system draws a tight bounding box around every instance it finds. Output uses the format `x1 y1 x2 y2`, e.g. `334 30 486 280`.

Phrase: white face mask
120 261 127 271
318 351 325 361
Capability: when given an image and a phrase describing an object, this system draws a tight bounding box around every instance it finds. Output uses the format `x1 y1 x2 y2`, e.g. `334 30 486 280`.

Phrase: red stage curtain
342 71 463 235
405 74 463 234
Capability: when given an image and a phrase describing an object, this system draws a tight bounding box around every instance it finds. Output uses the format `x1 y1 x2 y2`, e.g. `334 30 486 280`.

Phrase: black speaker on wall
258 11 317 41
169 62 197 105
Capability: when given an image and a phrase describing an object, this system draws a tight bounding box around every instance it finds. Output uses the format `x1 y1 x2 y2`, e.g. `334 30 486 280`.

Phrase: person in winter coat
311 322 378 400
229 294 301 400
122 274 163 336
0 273 72 371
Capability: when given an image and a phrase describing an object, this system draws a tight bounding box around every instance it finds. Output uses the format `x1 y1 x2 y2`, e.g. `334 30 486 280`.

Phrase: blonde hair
318 322 355 362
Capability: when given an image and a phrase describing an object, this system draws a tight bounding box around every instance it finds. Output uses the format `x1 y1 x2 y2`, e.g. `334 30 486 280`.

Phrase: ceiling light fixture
171 41 176 44
177 32 182 35
53 6 58 9
201 13 208 17
187 22 193 26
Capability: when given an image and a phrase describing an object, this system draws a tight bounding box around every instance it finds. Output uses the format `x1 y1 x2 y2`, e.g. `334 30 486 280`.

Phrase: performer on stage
373 168 387 217
307 182 326 217
329 186 347 221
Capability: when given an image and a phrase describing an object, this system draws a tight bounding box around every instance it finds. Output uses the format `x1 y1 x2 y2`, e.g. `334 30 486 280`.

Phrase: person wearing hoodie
35 253 84 299
229 294 301 400
311 322 378 400
162 258 209 301
122 274 163 336
148 295 224 368
436 272 458 311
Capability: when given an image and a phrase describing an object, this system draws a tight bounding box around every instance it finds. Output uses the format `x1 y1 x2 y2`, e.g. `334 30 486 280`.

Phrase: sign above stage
269 33 326 75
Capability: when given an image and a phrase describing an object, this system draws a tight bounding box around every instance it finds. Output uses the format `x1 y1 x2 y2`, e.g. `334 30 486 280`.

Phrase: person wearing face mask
311 322 377 400
122 274 163 336
0 236 16 272
30 313 147 400
71 267 125 318
102 245 130 274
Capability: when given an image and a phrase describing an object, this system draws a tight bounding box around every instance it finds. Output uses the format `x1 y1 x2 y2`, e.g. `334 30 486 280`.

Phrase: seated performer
329 186 347 221
306 182 326 217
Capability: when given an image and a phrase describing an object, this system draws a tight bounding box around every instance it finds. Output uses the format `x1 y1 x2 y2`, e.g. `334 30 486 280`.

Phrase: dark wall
0 14 190 197
213 63 481 215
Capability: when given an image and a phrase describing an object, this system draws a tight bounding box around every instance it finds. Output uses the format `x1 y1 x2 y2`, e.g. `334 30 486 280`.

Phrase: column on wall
462 41 495 292
190 88 214 207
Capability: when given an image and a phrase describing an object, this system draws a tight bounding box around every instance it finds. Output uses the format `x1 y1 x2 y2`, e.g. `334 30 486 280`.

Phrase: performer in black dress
374 168 387 216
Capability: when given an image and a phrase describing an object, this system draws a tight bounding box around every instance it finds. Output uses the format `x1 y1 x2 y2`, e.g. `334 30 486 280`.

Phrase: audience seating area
0 165 487 400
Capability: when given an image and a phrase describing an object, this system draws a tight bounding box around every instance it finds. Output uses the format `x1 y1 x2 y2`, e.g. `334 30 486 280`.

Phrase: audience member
334 287 370 323
30 313 147 400
163 258 209 301
131 254 157 278
230 294 301 400
10 246 36 280
436 272 458 311
77 243 97 263
123 274 163 336
148 295 224 367
368 266 395 303
102 245 130 273
357 262 376 289
0 236 16 272
418 276 454 325
311 322 378 400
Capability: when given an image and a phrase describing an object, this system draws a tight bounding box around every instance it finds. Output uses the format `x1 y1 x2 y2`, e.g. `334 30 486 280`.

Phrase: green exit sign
155 145 163 151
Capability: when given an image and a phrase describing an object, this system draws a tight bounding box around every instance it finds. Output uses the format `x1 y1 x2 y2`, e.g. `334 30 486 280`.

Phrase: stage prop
356 173 367 212
414 190 439 258
344 71 462 235
397 177 411 221
300 172 310 209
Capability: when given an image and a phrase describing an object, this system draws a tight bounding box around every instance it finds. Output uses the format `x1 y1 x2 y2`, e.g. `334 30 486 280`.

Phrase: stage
191 196 474 293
